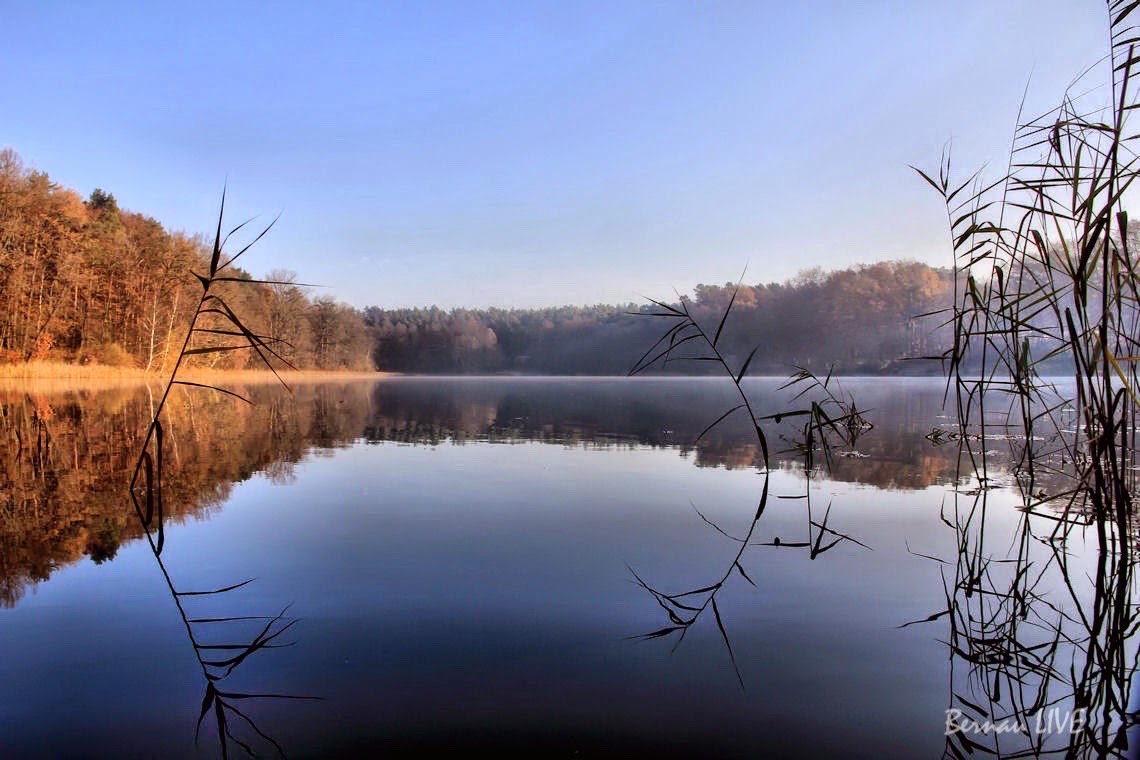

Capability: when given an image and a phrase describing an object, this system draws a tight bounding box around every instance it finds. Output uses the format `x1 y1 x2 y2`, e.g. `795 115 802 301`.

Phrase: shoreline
0 361 385 391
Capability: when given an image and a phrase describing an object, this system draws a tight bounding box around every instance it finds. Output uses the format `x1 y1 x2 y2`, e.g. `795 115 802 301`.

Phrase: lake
0 377 1134 758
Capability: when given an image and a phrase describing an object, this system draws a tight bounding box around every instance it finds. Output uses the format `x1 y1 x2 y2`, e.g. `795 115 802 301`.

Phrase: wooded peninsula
1 148 954 376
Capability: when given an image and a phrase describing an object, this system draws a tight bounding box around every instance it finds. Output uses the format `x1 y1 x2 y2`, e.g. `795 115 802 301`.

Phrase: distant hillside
363 261 957 375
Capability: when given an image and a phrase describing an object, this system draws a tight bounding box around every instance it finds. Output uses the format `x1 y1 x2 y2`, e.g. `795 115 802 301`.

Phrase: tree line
3 147 966 375
364 260 957 375
0 148 373 371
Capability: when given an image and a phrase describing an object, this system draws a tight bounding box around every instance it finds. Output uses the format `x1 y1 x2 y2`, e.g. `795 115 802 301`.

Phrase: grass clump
911 5 1140 756
918 0 1140 541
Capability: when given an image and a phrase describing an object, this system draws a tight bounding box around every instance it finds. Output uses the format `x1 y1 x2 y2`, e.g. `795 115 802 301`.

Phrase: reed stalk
125 194 316 757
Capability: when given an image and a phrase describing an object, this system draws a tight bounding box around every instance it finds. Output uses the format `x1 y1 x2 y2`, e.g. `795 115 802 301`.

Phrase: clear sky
0 1 1113 309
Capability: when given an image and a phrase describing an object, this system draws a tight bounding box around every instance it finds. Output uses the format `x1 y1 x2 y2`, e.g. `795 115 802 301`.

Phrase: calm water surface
0 377 1131 758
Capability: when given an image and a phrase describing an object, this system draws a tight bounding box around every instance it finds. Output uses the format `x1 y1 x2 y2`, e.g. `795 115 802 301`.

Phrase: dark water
0 377 1133 758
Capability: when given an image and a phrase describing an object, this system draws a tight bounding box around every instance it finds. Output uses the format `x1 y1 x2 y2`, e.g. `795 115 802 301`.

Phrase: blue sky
1 1 1112 308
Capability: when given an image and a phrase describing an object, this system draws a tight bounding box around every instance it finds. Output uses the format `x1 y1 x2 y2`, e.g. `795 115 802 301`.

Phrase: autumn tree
0 148 373 371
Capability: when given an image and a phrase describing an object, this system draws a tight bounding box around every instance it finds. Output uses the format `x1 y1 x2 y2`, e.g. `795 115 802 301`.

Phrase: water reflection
0 382 367 607
361 378 955 485
628 373 876 689
126 377 322 755
141 543 311 757
909 462 1140 758
0 378 959 608
3 376 1134 757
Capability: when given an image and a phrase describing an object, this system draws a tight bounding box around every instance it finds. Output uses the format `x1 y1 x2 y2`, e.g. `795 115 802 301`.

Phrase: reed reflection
626 369 874 688
907 438 1140 758
130 405 318 756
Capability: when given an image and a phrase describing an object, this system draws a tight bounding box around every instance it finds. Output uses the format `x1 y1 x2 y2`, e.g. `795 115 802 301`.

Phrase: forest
2 147 964 376
0 149 373 371
363 261 957 375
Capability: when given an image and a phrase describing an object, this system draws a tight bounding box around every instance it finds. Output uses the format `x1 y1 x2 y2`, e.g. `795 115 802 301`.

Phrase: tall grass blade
713 286 738 347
